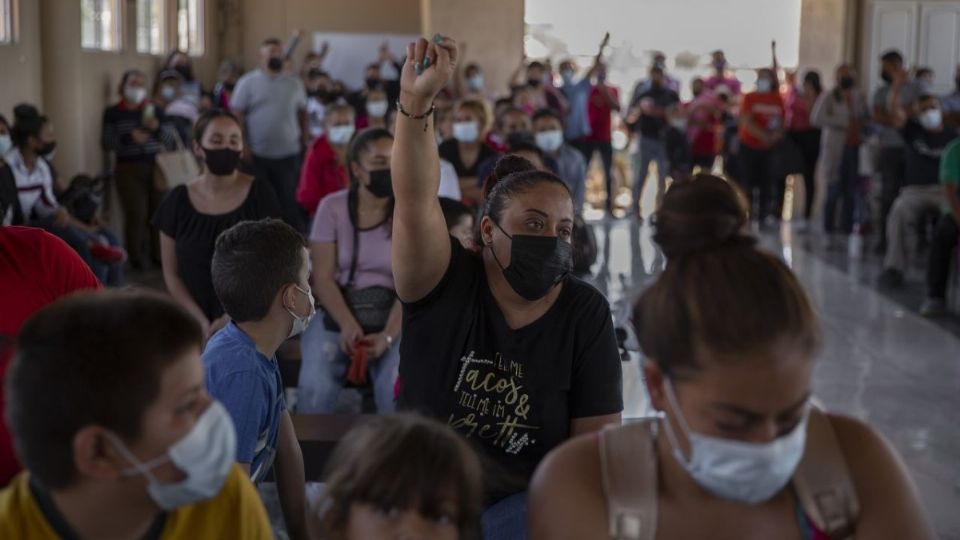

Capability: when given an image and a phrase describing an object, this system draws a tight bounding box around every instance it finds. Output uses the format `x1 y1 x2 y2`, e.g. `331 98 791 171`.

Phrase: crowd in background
0 27 950 540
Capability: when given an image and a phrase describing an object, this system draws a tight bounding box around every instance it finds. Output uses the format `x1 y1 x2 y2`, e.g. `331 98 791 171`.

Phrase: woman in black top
153 109 281 337
392 36 622 536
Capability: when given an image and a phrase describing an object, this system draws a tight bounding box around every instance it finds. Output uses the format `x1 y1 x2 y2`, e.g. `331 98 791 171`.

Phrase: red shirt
0 227 101 486
296 135 348 216
738 91 785 150
586 85 620 143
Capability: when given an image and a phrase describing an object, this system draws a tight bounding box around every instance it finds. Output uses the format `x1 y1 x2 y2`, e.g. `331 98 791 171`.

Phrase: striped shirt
101 101 174 164
3 149 58 219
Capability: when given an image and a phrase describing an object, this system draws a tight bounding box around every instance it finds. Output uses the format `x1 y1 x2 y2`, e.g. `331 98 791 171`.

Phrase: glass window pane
136 0 164 54
81 0 121 51
177 0 203 56
0 0 12 44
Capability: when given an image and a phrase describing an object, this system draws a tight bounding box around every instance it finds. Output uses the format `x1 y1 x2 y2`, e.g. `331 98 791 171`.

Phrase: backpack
59 173 106 225
600 408 860 540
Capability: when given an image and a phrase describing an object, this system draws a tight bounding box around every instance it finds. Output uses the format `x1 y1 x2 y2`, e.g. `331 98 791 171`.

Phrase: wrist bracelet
396 99 436 132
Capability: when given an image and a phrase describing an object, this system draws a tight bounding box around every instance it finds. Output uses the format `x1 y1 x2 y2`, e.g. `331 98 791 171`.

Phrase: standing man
626 66 679 217
737 68 786 224
584 64 621 215
704 50 743 97
231 37 309 232
872 50 922 253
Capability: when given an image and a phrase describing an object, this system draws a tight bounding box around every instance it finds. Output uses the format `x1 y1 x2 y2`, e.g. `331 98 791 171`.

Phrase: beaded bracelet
396 100 436 132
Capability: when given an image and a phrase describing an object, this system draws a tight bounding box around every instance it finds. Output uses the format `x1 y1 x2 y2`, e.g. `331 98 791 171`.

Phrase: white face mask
160 85 178 101
125 86 148 105
919 108 942 131
327 125 355 146
107 401 237 511
467 74 485 91
661 381 809 505
535 129 564 153
366 100 388 118
286 284 316 338
0 134 11 156
756 78 772 93
453 121 479 143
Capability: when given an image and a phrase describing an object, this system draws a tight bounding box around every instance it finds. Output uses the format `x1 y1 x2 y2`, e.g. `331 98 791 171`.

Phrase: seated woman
392 37 622 538
153 109 282 338
357 86 390 131
3 104 123 285
529 175 935 539
297 103 355 219
311 414 483 539
0 291 272 539
439 98 497 203
297 128 401 414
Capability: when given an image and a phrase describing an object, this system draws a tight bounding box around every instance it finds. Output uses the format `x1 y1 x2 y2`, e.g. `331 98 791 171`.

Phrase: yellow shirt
0 464 273 539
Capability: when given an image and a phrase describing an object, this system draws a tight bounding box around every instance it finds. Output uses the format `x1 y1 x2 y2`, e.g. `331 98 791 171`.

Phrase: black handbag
322 221 395 334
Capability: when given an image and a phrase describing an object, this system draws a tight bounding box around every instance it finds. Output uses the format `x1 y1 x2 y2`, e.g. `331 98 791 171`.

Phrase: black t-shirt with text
399 238 623 502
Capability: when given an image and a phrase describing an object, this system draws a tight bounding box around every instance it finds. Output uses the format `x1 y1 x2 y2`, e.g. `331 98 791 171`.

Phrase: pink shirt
704 74 742 96
310 189 395 291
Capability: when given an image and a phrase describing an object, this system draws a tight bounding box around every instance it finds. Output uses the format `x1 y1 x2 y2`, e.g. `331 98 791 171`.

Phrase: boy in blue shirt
204 218 312 540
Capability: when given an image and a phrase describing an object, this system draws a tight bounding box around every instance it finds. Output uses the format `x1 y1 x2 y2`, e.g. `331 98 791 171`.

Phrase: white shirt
438 158 462 200
3 148 58 219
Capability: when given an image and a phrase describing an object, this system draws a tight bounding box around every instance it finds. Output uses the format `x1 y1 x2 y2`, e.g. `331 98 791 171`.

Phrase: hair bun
13 104 39 121
482 155 536 199
653 174 755 258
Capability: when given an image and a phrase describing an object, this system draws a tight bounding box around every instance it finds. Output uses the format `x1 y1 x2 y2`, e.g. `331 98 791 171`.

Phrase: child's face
450 215 475 249
345 502 459 540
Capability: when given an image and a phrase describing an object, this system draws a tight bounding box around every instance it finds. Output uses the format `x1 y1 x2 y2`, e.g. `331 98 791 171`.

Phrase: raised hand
400 35 459 107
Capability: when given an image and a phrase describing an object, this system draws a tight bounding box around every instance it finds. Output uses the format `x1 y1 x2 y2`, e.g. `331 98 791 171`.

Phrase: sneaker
919 298 947 317
877 268 905 289
90 242 126 264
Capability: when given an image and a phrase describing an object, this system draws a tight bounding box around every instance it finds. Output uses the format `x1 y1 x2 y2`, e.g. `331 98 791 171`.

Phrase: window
0 0 15 44
81 0 122 51
177 0 203 56
136 0 165 54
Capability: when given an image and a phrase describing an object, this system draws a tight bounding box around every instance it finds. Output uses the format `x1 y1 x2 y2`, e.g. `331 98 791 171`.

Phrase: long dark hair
634 174 821 378
346 127 395 233
11 104 48 150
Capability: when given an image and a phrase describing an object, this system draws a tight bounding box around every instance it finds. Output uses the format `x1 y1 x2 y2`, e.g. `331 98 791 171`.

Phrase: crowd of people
0 28 947 540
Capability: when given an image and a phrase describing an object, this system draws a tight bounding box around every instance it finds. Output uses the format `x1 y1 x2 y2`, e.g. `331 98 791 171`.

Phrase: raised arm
392 36 459 302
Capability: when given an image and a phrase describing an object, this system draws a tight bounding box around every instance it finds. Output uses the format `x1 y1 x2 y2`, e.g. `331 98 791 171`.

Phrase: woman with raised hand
529 175 935 540
391 35 622 538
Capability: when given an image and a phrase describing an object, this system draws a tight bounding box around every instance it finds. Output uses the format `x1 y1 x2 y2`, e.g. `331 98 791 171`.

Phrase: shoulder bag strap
793 408 860 540
600 419 659 540
346 213 360 291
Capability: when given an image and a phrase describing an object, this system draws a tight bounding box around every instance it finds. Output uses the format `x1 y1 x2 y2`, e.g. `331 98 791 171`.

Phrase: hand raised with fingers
400 34 459 105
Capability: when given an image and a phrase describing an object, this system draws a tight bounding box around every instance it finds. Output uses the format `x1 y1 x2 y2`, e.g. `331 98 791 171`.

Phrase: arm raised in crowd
392 36 459 303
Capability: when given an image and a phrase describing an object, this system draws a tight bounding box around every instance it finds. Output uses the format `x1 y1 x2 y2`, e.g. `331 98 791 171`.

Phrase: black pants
789 129 821 219
824 145 859 234
878 147 906 246
737 145 777 220
251 154 306 233
573 139 615 211
927 216 959 299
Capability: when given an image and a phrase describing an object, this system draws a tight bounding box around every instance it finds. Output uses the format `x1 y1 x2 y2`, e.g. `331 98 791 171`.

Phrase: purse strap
600 419 659 540
346 218 360 291
793 408 860 539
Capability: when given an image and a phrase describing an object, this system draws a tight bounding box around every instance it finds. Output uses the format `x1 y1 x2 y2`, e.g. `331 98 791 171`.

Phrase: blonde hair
456 97 492 134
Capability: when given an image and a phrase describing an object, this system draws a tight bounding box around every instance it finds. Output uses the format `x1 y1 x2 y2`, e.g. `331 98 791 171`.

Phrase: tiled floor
589 216 960 540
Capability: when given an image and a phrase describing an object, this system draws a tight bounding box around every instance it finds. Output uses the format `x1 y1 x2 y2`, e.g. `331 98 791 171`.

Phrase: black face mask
224 81 236 92
175 64 193 81
365 168 393 198
365 78 380 90
881 71 893 84
490 221 573 301
527 78 542 88
840 76 855 90
38 141 56 157
267 57 283 72
202 147 241 176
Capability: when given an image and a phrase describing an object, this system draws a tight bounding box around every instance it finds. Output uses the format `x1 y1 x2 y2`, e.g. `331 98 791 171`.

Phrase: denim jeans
31 215 124 286
481 492 528 540
296 313 400 413
633 136 668 214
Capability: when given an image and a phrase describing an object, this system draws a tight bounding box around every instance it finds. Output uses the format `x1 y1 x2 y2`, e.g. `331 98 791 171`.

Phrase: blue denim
481 492 528 540
633 136 669 213
296 313 400 413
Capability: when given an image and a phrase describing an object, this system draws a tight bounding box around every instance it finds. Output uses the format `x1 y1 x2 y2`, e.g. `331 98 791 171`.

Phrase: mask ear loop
487 220 512 272
103 431 169 484
661 380 696 466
